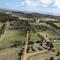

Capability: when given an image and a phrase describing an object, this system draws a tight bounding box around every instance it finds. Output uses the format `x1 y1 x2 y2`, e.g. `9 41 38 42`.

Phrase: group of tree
0 13 18 22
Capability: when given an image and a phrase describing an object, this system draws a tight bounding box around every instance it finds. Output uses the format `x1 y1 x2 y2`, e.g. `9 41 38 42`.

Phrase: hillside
0 8 60 20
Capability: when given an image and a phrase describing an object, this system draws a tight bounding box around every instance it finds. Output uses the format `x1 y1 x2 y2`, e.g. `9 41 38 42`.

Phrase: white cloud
22 0 38 7
38 0 53 7
53 0 60 8
20 0 53 7
40 0 52 5
20 0 60 8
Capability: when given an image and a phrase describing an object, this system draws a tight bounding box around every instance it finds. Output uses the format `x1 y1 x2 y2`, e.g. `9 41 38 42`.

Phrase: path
22 31 29 60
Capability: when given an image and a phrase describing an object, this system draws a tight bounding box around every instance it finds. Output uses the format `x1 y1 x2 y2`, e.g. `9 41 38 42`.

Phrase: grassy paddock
0 29 25 47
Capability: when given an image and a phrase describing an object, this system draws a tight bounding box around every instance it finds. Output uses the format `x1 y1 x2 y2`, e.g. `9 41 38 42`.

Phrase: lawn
0 29 25 47
0 48 19 60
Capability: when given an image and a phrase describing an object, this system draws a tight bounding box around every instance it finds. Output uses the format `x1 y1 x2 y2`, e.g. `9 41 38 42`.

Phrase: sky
0 0 60 15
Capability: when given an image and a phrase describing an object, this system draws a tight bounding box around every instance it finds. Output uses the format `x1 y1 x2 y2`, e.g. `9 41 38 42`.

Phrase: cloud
53 0 60 8
20 0 53 7
19 0 60 8
22 0 38 7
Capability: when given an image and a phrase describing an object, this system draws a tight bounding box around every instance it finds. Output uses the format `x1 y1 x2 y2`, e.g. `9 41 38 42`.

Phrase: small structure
31 43 43 51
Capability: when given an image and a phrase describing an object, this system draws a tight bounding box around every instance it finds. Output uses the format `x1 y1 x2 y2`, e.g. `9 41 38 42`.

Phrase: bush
28 41 34 45
56 51 60 56
36 41 41 43
49 57 54 60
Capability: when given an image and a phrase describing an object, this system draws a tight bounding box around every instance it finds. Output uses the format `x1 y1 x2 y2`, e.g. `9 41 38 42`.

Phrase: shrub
49 57 54 60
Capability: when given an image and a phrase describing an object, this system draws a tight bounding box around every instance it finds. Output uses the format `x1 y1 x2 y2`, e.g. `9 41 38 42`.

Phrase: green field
0 22 60 60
